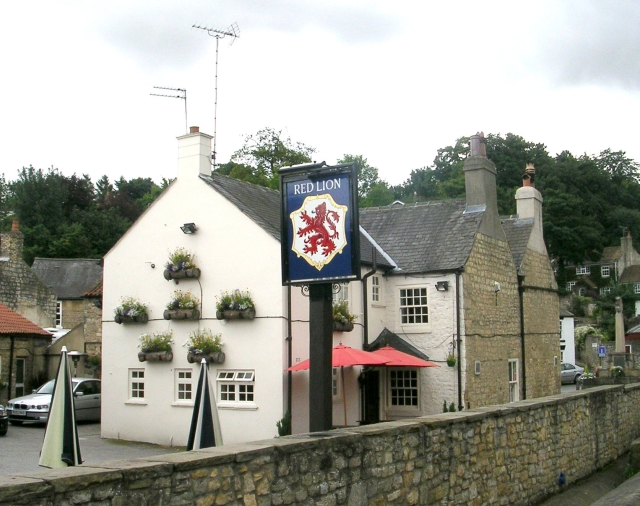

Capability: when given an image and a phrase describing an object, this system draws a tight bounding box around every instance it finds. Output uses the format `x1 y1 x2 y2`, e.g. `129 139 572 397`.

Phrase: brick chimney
620 232 640 273
176 126 213 180
0 219 24 261
515 164 546 254
464 132 503 239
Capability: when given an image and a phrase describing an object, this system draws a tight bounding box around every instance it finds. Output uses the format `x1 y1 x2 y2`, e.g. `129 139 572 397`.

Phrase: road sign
598 346 606 358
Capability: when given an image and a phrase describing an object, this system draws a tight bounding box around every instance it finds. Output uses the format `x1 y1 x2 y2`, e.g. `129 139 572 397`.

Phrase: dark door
360 370 380 425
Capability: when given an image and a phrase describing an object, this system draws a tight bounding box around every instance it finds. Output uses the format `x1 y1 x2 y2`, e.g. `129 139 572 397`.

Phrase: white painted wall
102 132 288 447
561 316 575 365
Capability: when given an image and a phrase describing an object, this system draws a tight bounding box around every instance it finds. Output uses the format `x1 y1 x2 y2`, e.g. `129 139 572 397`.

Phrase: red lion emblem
297 201 341 256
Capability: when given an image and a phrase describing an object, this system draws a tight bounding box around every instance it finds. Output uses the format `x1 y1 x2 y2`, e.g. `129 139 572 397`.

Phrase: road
0 421 183 475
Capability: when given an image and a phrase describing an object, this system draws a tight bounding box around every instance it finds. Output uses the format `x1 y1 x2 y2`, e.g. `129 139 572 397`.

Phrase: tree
336 154 395 207
228 127 315 188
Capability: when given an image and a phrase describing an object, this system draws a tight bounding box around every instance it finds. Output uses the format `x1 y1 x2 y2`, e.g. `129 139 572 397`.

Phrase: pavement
537 454 630 506
0 421 183 475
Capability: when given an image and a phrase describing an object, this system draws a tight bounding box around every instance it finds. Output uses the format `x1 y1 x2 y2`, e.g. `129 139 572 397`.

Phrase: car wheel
574 374 581 384
9 420 23 426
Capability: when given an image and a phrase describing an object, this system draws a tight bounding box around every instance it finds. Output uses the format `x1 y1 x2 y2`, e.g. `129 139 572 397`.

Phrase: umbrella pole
342 366 347 427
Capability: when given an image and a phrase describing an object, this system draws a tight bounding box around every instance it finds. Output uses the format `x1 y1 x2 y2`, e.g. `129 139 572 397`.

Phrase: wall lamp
180 223 197 234
435 281 449 291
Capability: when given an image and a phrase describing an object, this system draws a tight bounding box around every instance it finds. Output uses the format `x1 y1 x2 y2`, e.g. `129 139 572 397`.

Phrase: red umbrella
372 346 440 368
286 344 390 425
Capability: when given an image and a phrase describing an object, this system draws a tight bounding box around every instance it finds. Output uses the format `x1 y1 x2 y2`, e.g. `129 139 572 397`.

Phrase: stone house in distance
101 128 559 447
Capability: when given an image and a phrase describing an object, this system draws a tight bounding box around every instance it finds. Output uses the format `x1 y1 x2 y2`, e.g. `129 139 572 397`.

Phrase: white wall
102 174 286 447
561 316 575 365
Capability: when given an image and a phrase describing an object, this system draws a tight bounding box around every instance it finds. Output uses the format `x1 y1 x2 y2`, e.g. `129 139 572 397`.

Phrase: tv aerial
150 86 187 134
192 22 240 169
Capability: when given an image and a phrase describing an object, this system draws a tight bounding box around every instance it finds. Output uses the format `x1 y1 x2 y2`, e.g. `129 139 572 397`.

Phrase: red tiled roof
0 303 52 336
83 280 102 297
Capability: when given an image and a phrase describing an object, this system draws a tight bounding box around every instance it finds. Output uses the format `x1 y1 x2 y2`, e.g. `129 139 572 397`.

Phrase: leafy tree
336 154 395 207
228 127 315 188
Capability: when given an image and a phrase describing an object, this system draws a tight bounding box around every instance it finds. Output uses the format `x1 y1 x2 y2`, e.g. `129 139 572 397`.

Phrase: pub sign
280 162 360 285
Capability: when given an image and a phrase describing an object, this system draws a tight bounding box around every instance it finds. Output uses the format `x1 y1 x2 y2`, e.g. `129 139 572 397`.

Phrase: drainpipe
8 336 14 400
456 270 463 411
518 274 527 400
361 248 377 348
286 285 292 417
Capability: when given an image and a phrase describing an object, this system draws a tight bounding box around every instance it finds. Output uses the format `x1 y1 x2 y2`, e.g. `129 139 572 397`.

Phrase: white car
560 363 585 384
6 377 101 424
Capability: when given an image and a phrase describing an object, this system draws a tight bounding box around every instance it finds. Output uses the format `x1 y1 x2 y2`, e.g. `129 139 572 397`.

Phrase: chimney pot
190 126 200 134
11 219 19 231
470 132 487 157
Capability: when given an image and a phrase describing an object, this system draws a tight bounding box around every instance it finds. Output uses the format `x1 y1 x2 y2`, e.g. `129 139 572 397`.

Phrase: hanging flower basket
113 297 149 324
164 247 200 281
333 321 354 332
115 313 149 324
216 308 256 321
446 355 456 367
164 267 201 281
138 351 173 362
187 351 225 364
164 309 200 320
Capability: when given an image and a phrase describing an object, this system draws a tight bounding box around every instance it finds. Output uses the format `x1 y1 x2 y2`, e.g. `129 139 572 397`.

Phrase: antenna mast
150 87 187 134
192 22 239 169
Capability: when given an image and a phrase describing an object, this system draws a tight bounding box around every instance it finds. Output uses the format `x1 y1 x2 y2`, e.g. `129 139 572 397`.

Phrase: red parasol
372 346 440 368
286 344 390 426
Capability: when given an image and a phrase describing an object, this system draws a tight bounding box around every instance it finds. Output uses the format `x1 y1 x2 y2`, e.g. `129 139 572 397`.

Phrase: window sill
171 402 194 408
125 400 147 406
217 403 258 411
371 303 386 308
398 324 431 334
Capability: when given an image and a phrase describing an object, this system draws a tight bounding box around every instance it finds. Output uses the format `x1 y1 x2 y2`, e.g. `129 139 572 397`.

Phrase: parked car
0 404 7 435
561 363 584 384
6 377 101 425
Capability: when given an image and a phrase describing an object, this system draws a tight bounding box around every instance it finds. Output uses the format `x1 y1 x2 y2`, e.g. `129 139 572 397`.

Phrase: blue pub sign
280 162 360 286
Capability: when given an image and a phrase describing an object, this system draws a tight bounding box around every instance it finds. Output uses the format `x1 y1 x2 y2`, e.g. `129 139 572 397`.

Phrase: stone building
0 302 52 404
0 220 56 327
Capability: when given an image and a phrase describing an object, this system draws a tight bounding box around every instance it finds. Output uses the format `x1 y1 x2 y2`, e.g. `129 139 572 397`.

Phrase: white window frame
174 369 193 404
371 276 380 303
635 283 640 295
566 281 576 291
398 286 429 331
216 370 257 410
578 287 586 297
333 282 349 305
387 368 420 414
332 368 342 401
599 287 611 296
508 360 519 403
601 265 610 278
625 344 632 354
55 301 62 327
576 266 591 275
128 369 145 402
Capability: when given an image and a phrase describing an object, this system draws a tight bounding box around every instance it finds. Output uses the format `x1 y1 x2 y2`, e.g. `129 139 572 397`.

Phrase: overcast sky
2 0 640 186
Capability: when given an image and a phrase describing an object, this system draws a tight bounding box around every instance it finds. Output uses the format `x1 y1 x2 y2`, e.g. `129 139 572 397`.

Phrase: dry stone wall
2 384 638 506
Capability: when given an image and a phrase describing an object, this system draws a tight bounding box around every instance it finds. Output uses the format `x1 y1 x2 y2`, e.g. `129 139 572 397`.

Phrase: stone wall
5 385 635 505
520 249 561 399
0 230 56 328
463 233 521 408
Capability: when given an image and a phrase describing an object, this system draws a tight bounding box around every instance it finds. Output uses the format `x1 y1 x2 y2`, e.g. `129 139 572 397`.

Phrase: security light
435 281 449 291
180 223 197 234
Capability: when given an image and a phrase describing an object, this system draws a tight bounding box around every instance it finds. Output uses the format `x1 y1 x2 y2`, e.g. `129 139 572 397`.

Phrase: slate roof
620 265 640 284
366 328 430 360
32 258 103 299
359 200 484 274
200 173 394 269
601 246 621 263
200 173 281 241
0 303 51 336
502 217 534 270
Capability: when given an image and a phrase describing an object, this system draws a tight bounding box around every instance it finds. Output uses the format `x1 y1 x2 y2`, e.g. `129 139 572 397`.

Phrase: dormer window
601 266 610 277
576 266 590 275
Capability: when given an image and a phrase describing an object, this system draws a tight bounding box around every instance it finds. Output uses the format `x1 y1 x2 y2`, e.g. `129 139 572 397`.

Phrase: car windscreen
36 380 56 394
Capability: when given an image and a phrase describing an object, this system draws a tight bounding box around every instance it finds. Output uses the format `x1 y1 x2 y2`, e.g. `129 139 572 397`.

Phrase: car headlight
0 406 5 416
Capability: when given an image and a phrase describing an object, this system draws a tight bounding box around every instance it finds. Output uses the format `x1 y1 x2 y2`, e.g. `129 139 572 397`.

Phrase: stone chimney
176 126 214 180
620 232 640 273
0 219 24 261
515 164 546 254
464 132 503 239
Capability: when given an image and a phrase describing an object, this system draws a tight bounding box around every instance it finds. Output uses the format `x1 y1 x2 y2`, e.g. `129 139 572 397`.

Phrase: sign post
280 162 359 432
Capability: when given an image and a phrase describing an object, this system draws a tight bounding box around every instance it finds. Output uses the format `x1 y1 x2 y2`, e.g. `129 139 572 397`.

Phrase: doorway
359 369 380 425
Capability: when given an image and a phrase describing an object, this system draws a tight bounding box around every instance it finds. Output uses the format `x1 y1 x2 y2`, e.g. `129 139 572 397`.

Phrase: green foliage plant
184 329 222 355
448 402 456 412
443 400 448 413
167 290 200 310
276 410 292 437
114 296 148 318
216 289 254 312
611 366 624 378
166 247 196 272
332 300 355 324
139 330 173 353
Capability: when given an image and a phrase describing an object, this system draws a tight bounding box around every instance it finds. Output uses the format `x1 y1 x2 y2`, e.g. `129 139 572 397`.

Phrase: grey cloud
96 1 399 70
532 0 640 91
